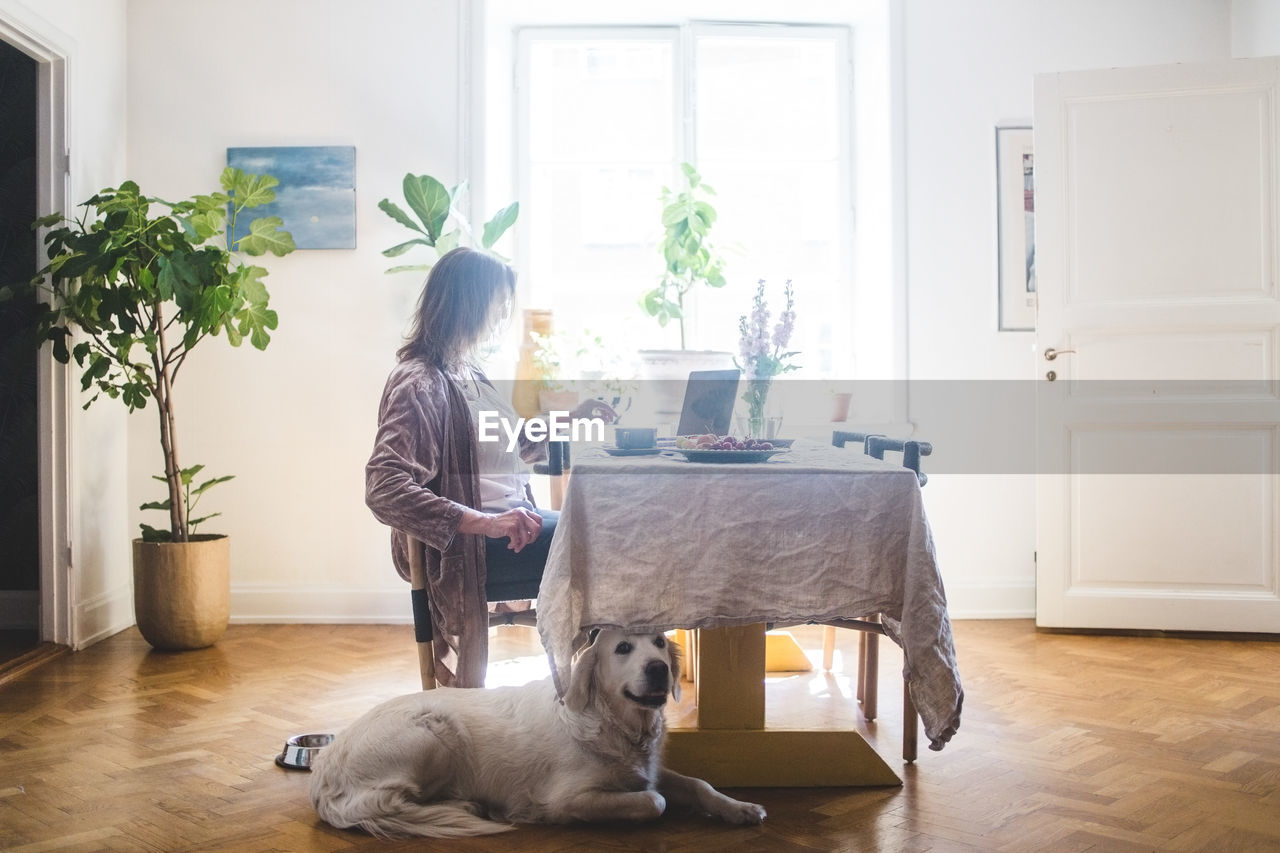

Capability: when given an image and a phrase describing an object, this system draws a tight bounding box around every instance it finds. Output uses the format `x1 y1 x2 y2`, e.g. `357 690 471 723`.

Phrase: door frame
0 9 72 646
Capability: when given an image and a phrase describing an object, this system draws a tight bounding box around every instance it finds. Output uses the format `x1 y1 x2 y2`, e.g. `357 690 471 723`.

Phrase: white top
457 372 531 512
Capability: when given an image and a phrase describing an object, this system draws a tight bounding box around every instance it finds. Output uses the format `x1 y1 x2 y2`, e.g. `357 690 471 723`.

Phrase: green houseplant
379 172 518 273
640 162 728 349
0 168 296 648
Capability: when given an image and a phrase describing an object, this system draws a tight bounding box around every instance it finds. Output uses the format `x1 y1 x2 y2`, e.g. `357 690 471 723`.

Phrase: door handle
1044 347 1076 361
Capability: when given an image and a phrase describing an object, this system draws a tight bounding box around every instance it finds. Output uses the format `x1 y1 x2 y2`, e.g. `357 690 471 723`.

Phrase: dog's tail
312 783 514 839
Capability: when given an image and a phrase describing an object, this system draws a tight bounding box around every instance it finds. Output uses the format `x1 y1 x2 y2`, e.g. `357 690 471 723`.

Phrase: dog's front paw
719 799 766 825
640 789 667 820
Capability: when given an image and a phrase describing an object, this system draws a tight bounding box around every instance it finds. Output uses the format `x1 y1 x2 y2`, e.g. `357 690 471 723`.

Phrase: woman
365 247 613 687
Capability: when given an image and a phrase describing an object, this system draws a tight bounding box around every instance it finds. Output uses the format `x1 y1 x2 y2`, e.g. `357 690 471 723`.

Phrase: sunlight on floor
484 651 552 687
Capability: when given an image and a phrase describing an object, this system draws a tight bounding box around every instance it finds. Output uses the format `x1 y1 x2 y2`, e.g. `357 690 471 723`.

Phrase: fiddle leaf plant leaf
382 238 434 258
222 167 278 209
435 229 461 257
192 475 234 497
481 202 520 249
178 464 205 486
384 262 433 275
236 216 296 257
231 265 277 350
377 199 425 236
403 173 451 243
139 523 171 543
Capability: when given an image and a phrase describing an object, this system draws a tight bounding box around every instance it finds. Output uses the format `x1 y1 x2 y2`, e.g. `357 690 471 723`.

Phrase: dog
309 629 766 838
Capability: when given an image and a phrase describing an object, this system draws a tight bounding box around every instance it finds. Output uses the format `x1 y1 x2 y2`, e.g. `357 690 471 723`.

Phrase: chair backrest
832 430 932 486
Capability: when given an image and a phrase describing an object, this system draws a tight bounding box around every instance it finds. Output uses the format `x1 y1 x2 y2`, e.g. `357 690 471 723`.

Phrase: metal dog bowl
275 732 334 771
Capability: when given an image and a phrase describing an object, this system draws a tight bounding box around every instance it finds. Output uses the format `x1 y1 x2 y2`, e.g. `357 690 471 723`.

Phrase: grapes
678 434 776 452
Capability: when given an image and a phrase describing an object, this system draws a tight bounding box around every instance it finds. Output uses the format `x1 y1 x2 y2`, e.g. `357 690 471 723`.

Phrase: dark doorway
0 38 40 662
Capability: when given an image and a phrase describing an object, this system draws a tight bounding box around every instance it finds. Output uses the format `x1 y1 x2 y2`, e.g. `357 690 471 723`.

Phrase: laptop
675 369 741 436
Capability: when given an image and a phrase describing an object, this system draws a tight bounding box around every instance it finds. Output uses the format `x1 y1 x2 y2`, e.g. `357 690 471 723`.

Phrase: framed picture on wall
996 124 1035 331
227 146 356 250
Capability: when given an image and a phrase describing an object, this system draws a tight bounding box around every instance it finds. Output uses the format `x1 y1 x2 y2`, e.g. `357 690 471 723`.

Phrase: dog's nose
644 659 670 690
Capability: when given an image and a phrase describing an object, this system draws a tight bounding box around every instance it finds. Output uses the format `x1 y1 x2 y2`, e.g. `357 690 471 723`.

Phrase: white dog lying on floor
309 629 767 838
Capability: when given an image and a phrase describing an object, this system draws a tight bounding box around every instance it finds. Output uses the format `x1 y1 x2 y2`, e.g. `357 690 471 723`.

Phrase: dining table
536 438 964 787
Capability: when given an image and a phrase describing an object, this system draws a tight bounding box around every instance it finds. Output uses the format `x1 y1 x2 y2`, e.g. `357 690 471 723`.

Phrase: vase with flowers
735 279 799 439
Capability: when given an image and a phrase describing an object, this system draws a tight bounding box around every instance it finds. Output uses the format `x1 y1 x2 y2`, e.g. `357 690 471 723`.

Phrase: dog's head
563 628 683 715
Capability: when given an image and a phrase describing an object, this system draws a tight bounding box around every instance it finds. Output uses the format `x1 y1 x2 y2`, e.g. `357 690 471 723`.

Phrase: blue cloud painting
226 146 356 250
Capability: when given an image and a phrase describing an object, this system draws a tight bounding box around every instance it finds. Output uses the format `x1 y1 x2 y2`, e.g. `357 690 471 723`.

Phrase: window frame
478 1 908 416
513 21 856 374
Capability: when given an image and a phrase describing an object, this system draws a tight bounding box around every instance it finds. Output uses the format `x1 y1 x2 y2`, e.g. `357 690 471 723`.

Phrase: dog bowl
275 732 334 771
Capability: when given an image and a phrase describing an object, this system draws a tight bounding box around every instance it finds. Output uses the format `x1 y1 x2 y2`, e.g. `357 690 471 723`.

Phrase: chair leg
407 536 437 690
903 679 918 762
549 474 566 511
822 625 836 671
862 630 879 721
856 631 866 701
417 636 437 690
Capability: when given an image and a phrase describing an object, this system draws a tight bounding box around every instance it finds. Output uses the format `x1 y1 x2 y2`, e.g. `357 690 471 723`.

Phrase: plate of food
672 435 788 463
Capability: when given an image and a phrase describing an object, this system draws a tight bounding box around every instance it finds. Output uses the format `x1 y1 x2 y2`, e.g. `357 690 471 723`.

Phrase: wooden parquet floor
1 621 1278 852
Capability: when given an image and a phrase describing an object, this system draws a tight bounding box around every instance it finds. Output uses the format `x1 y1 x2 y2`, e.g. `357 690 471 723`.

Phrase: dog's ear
668 635 684 703
563 633 600 713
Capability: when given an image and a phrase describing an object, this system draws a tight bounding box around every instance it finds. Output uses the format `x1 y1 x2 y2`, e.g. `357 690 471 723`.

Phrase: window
515 23 853 377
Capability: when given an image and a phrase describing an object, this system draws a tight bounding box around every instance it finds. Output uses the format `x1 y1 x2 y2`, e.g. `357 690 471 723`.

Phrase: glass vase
738 378 783 439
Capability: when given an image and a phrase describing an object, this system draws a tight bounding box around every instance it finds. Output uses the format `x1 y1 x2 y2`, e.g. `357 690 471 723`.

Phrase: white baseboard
945 580 1035 620
230 584 412 624
0 590 39 629
74 583 135 649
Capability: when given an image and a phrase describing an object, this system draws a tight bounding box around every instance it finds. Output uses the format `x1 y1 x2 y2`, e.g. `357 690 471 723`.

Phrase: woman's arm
365 366 466 551
513 397 620 463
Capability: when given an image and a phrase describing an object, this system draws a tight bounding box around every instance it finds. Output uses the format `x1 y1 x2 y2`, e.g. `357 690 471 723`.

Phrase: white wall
125 0 463 622
903 0 1231 616
1231 0 1280 56
1 0 133 646
92 0 1244 626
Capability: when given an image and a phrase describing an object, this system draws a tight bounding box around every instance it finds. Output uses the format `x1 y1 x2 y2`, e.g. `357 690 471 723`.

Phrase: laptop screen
675 369 741 436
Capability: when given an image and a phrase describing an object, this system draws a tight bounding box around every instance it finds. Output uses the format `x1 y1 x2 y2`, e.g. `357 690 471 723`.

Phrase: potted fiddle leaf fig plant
378 172 518 273
0 168 296 649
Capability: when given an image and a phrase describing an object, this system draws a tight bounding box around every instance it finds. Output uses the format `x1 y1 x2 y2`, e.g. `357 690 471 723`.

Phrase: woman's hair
398 246 516 367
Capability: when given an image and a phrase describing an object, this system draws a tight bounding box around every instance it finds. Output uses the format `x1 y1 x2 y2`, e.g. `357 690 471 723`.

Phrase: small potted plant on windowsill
637 163 735 421
0 169 295 650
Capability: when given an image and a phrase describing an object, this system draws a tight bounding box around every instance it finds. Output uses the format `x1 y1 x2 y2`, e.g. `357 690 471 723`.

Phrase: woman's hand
459 507 543 552
569 397 619 424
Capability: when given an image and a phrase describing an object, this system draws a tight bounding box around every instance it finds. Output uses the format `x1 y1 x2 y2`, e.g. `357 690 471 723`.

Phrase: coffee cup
614 427 657 449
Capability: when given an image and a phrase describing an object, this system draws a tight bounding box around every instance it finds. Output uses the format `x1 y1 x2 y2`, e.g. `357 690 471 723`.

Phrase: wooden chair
407 537 540 690
408 440 565 689
823 430 933 762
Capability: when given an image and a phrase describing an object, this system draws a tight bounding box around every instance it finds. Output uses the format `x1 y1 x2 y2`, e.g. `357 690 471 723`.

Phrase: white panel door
1035 58 1280 632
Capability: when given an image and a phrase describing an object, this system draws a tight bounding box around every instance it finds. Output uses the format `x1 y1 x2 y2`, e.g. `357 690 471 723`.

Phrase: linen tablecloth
537 441 964 751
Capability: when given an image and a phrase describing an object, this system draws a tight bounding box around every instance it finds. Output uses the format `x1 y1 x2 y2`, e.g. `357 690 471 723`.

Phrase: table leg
662 624 901 788
695 624 765 729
